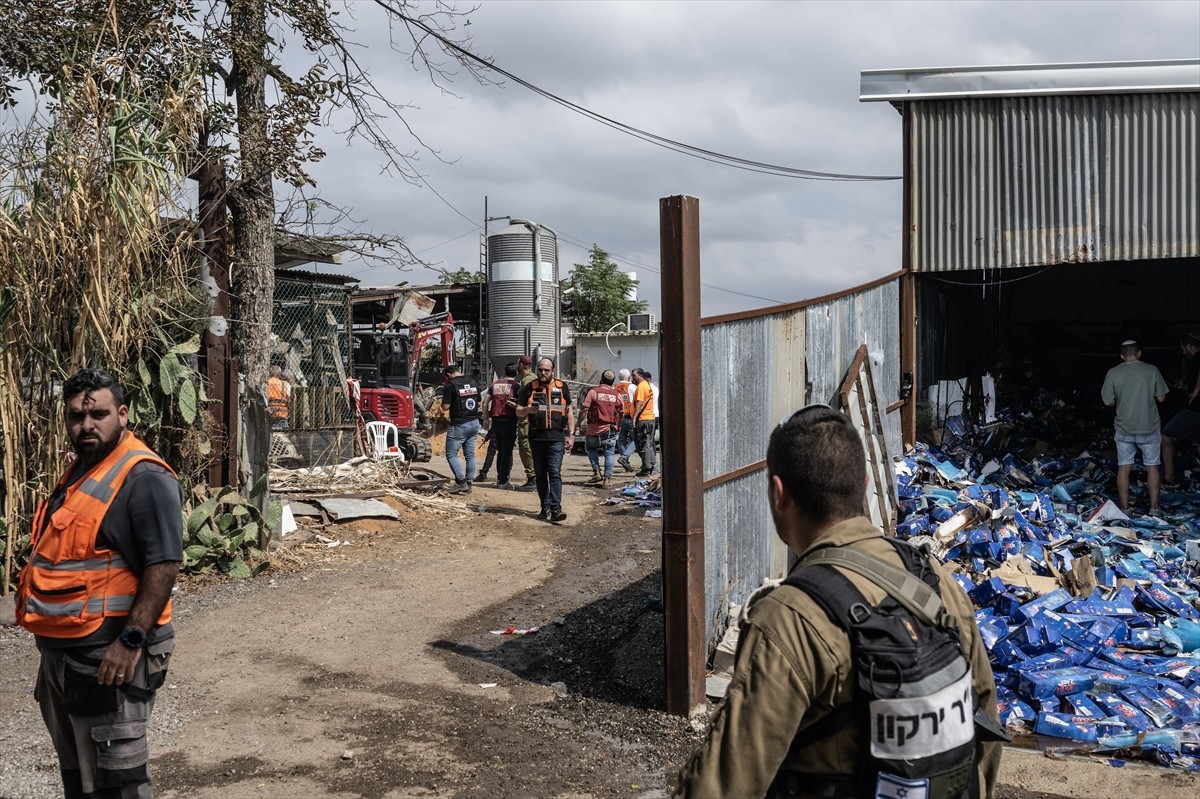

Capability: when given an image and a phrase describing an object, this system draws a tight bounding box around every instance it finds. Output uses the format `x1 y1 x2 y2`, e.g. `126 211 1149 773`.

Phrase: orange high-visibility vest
525 379 569 431
17 433 176 639
614 381 634 417
267 376 289 420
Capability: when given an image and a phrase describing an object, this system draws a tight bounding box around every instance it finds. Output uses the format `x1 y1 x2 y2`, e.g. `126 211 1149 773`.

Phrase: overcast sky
299 0 1200 319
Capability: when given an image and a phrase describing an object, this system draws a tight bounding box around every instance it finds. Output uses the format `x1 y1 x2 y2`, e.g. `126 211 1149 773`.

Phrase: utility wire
556 232 785 305
396 11 900 183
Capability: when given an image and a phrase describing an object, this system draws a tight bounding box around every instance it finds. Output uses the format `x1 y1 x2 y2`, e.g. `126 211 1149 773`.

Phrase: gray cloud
300 0 1200 316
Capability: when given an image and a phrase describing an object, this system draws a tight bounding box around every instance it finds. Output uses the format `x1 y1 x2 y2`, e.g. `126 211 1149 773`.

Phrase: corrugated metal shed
906 93 1199 271
862 60 1200 273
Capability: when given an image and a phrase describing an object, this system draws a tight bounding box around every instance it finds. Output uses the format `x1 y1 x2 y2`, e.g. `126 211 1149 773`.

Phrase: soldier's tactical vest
772 539 1007 799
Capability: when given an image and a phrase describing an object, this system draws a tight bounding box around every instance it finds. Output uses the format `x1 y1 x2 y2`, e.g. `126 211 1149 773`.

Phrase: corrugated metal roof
861 59 1200 103
907 93 1199 271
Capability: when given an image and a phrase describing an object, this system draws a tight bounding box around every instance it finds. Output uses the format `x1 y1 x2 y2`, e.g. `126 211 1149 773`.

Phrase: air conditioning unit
627 313 656 332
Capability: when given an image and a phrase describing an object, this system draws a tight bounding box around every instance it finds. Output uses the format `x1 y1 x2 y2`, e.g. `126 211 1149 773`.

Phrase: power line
556 232 785 305
395 11 900 183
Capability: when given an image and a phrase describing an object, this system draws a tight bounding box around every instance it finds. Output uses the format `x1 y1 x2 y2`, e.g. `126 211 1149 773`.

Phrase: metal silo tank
487 220 560 377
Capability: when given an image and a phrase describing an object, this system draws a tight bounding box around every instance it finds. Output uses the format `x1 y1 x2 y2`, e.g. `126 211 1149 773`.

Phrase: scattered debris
314 497 400 522
551 681 569 698
603 479 662 516
895 398 1200 770
490 625 539 636
479 683 498 689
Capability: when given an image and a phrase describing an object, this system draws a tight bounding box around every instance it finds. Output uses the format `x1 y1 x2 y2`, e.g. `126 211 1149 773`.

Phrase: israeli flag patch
875 772 930 799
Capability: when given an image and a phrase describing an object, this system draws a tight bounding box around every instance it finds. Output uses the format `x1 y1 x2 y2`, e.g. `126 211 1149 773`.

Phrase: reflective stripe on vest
16 433 176 639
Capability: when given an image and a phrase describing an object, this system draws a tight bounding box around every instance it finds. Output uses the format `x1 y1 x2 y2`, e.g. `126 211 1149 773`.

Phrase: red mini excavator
349 312 455 462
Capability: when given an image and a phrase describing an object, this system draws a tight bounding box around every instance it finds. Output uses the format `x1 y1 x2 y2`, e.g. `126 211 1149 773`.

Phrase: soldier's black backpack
772 539 1007 799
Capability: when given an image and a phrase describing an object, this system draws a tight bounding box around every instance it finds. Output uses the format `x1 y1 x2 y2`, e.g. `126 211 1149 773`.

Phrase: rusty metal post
660 195 706 716
195 157 237 488
899 107 918 448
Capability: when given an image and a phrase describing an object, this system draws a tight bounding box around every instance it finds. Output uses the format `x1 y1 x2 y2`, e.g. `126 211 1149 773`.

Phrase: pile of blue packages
895 420 1200 769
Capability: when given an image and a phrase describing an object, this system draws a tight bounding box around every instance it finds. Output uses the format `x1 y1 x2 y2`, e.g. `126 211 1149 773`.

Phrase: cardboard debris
895 396 1200 771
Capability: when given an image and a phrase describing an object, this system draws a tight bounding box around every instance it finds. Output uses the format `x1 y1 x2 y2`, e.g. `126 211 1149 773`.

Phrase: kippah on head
1121 339 1137 346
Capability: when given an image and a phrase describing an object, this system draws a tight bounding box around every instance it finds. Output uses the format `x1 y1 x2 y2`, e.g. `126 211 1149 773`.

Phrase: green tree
0 0 489 494
438 267 485 285
562 246 648 333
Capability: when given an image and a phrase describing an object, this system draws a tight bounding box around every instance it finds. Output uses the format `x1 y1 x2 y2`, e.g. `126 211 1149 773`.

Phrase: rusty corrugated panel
910 93 1199 271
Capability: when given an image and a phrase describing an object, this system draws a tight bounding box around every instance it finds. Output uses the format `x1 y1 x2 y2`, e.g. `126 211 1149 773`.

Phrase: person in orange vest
17 368 182 799
516 357 576 522
614 368 637 473
267 364 289 428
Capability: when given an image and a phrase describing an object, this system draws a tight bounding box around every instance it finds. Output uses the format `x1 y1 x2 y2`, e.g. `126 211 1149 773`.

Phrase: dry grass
0 30 207 589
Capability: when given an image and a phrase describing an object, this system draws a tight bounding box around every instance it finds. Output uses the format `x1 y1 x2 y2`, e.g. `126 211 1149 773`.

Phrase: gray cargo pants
36 639 173 798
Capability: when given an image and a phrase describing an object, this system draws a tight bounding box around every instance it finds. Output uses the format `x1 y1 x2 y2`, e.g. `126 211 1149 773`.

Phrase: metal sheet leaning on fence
674 405 1002 799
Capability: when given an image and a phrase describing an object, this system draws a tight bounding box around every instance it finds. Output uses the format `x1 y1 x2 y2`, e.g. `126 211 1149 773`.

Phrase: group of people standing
440 357 659 522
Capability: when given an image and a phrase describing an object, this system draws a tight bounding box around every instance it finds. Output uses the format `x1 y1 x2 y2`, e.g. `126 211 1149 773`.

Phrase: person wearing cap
510 355 538 491
441 363 482 494
1101 340 1168 514
1162 333 1200 488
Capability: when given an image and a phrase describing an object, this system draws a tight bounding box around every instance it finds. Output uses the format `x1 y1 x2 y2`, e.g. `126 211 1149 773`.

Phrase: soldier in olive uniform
675 405 1001 798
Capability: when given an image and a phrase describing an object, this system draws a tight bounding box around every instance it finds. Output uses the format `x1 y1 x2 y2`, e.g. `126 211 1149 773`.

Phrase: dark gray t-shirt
37 460 183 649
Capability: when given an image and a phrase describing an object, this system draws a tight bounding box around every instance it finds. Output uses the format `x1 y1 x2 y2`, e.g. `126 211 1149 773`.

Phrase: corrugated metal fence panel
697 279 902 644
700 319 772 482
699 309 804 642
703 470 773 646
804 280 903 459
910 93 1199 272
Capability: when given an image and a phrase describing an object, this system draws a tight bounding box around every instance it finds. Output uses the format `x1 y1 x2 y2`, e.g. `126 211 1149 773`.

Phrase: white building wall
573 333 660 381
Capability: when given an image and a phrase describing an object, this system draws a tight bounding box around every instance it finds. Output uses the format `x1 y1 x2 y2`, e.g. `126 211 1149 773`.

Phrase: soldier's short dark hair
767 405 865 523
63 369 126 407
504 362 517 377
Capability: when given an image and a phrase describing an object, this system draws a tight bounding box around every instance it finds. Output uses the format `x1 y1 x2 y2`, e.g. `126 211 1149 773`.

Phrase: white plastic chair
364 421 405 462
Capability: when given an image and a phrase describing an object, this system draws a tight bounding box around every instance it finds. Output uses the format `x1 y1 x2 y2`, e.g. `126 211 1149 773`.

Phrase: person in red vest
476 362 519 489
578 370 623 488
17 368 182 799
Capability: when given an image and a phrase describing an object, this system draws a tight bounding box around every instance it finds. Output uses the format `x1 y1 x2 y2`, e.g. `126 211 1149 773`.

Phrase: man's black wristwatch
119 626 147 649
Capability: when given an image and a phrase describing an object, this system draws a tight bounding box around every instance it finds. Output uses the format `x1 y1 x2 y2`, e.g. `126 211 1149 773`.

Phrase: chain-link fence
272 273 355 430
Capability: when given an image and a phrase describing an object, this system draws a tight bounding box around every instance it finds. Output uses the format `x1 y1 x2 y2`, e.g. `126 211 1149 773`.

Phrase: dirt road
1 452 1197 798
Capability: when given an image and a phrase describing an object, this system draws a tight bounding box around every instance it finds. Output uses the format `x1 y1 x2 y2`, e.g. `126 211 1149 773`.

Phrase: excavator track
401 434 432 463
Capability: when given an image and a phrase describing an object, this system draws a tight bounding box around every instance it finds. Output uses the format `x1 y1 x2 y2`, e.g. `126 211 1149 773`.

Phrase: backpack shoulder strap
780 564 869 749
797 545 948 629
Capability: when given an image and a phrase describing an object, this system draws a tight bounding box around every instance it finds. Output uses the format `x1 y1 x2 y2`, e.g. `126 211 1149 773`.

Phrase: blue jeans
586 430 618 478
530 438 565 512
445 419 480 483
617 417 635 458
